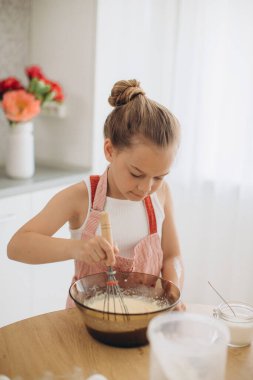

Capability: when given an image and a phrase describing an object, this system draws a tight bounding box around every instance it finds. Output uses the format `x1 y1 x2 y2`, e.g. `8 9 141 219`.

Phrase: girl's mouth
130 191 147 199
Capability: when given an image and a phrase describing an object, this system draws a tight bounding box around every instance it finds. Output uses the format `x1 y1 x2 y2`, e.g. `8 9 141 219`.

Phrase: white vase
5 121 35 179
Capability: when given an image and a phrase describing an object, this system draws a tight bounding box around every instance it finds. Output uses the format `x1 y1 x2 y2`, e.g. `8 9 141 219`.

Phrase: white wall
91 1 253 308
92 0 179 172
0 0 31 165
30 0 97 169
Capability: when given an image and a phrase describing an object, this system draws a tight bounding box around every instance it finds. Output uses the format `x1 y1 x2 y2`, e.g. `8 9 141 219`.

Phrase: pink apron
66 169 163 308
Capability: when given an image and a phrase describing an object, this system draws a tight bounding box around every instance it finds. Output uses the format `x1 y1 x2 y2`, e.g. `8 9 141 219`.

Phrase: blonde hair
104 79 180 149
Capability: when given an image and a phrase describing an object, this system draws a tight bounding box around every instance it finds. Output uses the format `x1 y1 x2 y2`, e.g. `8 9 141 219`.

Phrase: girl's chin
128 191 145 201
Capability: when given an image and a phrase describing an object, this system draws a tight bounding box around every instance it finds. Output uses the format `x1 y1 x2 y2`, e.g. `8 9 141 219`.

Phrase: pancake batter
84 294 169 314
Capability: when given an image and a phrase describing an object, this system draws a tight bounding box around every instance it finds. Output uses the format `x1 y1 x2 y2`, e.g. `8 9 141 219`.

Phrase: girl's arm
7 182 116 265
159 182 184 290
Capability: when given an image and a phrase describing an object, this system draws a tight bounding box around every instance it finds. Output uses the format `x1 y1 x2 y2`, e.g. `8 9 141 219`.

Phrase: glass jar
213 301 253 347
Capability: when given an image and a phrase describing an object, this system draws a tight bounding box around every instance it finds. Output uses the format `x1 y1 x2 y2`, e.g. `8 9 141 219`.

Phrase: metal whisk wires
103 266 129 319
100 211 129 320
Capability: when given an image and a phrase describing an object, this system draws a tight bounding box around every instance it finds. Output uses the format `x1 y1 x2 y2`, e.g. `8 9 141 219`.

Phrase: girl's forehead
119 141 175 173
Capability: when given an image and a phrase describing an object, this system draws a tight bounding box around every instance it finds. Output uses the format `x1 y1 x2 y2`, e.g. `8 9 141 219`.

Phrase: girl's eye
130 172 163 180
130 172 142 178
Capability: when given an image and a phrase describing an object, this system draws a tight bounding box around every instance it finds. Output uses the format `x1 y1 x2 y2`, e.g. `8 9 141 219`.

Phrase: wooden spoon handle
100 211 113 245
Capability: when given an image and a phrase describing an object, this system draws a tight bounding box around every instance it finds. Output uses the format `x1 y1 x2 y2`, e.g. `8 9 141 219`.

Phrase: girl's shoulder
59 180 88 203
60 180 89 229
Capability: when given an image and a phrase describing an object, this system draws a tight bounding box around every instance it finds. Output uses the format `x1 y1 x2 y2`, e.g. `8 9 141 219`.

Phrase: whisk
100 211 129 318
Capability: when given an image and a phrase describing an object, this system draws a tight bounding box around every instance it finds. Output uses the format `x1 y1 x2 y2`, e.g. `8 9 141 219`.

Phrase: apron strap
144 196 157 234
81 174 104 238
90 171 107 211
90 175 100 206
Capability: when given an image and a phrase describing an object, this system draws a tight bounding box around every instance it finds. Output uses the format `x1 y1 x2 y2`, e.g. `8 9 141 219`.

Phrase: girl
7 79 184 308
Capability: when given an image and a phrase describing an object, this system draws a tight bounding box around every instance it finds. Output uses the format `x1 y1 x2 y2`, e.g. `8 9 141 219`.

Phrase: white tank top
69 177 165 259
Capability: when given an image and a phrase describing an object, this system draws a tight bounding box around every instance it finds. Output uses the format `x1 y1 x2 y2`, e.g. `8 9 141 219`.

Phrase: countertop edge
0 165 92 198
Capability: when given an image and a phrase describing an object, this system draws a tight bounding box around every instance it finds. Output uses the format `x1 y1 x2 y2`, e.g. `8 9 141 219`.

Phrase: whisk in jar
100 211 129 319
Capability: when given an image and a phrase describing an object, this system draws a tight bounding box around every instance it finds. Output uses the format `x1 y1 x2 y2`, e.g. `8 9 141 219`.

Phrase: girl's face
105 137 176 200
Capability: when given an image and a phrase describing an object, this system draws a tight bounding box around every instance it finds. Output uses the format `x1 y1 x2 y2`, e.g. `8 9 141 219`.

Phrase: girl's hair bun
108 79 145 107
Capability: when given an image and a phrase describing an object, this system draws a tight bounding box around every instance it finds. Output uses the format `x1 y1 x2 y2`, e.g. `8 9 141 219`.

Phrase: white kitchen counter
0 164 91 198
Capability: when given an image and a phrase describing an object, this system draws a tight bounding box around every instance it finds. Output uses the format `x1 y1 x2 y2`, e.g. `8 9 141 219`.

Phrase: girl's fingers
91 250 102 262
114 243 119 255
174 301 186 311
97 237 115 266
93 248 106 260
86 237 115 266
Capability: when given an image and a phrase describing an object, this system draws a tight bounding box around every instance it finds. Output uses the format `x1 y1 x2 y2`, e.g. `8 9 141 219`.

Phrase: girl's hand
74 236 119 266
174 301 186 311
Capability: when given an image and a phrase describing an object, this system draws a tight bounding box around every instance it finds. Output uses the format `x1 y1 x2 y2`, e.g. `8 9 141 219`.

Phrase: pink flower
2 90 41 123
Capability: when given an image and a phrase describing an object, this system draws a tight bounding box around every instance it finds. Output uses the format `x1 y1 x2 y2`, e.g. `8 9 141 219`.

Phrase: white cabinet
0 185 74 327
30 186 74 318
0 194 33 326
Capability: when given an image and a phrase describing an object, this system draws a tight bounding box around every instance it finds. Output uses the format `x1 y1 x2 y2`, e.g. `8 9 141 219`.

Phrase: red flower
25 65 45 80
0 77 24 99
46 80 64 102
0 65 64 124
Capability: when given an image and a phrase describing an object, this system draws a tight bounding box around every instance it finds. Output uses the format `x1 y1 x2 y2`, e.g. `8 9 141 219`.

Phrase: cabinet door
30 186 74 316
0 194 33 327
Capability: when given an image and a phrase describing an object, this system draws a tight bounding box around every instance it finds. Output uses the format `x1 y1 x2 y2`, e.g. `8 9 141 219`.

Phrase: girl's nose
137 179 153 194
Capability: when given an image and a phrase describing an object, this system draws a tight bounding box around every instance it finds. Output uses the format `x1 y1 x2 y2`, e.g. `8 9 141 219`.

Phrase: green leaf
36 80 51 92
43 91 56 103
28 78 37 93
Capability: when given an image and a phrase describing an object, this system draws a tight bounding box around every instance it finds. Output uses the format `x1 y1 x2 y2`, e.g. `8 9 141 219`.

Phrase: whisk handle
100 211 113 245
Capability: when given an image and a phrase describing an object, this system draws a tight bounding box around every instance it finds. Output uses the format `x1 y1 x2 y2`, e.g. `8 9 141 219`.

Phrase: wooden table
0 304 252 380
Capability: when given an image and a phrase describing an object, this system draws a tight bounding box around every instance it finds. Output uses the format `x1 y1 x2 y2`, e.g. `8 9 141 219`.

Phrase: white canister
213 301 253 347
5 121 35 179
147 312 229 380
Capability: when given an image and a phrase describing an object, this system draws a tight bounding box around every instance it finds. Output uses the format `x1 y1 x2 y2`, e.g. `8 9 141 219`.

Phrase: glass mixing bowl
69 271 181 347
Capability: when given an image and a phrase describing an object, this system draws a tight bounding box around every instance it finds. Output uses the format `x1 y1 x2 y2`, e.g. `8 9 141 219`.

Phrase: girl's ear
104 138 114 163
